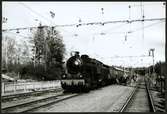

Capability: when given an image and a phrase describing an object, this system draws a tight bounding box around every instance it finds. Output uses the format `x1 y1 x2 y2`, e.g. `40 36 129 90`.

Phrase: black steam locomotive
61 51 129 92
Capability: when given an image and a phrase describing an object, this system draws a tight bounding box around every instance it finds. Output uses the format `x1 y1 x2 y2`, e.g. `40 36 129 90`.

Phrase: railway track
2 87 63 102
119 77 156 112
2 92 79 113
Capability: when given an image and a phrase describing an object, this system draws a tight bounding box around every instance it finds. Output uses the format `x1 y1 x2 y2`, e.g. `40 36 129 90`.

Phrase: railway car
112 67 130 84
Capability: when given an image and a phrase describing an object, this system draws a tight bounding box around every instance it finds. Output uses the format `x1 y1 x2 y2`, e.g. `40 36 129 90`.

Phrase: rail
2 93 79 113
1 80 61 96
119 83 138 112
145 78 156 112
119 78 156 112
119 78 144 112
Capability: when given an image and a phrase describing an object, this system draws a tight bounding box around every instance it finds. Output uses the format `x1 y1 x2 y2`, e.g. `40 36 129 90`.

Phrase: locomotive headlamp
62 75 66 78
74 61 79 65
74 59 81 66
79 75 83 78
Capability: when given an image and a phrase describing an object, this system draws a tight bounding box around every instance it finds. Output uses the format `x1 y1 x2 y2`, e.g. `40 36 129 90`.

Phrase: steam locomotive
61 51 130 92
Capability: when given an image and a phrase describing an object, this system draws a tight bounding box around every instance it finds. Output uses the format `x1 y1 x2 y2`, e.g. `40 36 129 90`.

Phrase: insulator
74 34 78 37
149 51 151 56
100 32 105 35
101 8 104 15
128 31 132 34
125 35 127 41
30 28 33 32
79 18 82 23
76 24 81 27
127 20 130 23
16 29 20 33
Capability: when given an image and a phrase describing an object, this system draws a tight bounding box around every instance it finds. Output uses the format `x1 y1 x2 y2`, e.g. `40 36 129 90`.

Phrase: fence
1 80 61 96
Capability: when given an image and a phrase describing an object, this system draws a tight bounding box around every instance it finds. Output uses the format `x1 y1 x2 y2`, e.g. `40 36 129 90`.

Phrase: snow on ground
33 84 134 112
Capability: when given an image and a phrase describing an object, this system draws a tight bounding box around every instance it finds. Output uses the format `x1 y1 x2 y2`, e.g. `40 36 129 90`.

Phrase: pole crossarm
2 18 165 32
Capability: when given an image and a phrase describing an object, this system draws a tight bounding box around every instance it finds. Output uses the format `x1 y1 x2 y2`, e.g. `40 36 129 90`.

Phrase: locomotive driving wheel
101 80 106 86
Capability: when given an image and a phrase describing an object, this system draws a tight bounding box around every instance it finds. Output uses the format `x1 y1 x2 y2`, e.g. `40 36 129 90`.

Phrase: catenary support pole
165 20 167 112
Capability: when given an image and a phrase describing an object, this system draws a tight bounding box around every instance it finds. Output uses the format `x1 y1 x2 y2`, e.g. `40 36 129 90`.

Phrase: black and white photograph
1 1 166 112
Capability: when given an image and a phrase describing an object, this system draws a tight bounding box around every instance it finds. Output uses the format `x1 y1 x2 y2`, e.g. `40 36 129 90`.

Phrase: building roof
2 74 15 81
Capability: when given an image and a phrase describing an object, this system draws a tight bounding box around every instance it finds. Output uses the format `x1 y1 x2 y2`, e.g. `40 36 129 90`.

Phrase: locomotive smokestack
70 51 80 57
75 51 80 57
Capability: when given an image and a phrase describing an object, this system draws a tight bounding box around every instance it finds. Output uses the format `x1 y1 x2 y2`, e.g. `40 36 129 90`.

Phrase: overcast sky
2 1 166 67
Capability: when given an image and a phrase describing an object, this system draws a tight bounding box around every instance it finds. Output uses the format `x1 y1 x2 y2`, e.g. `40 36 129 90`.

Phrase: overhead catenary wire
131 2 166 7
2 18 165 32
3 31 32 39
2 18 164 43
18 2 55 25
2 19 164 42
109 55 153 66
89 20 165 37
128 20 165 34
110 55 152 59
99 23 129 34
61 22 129 38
